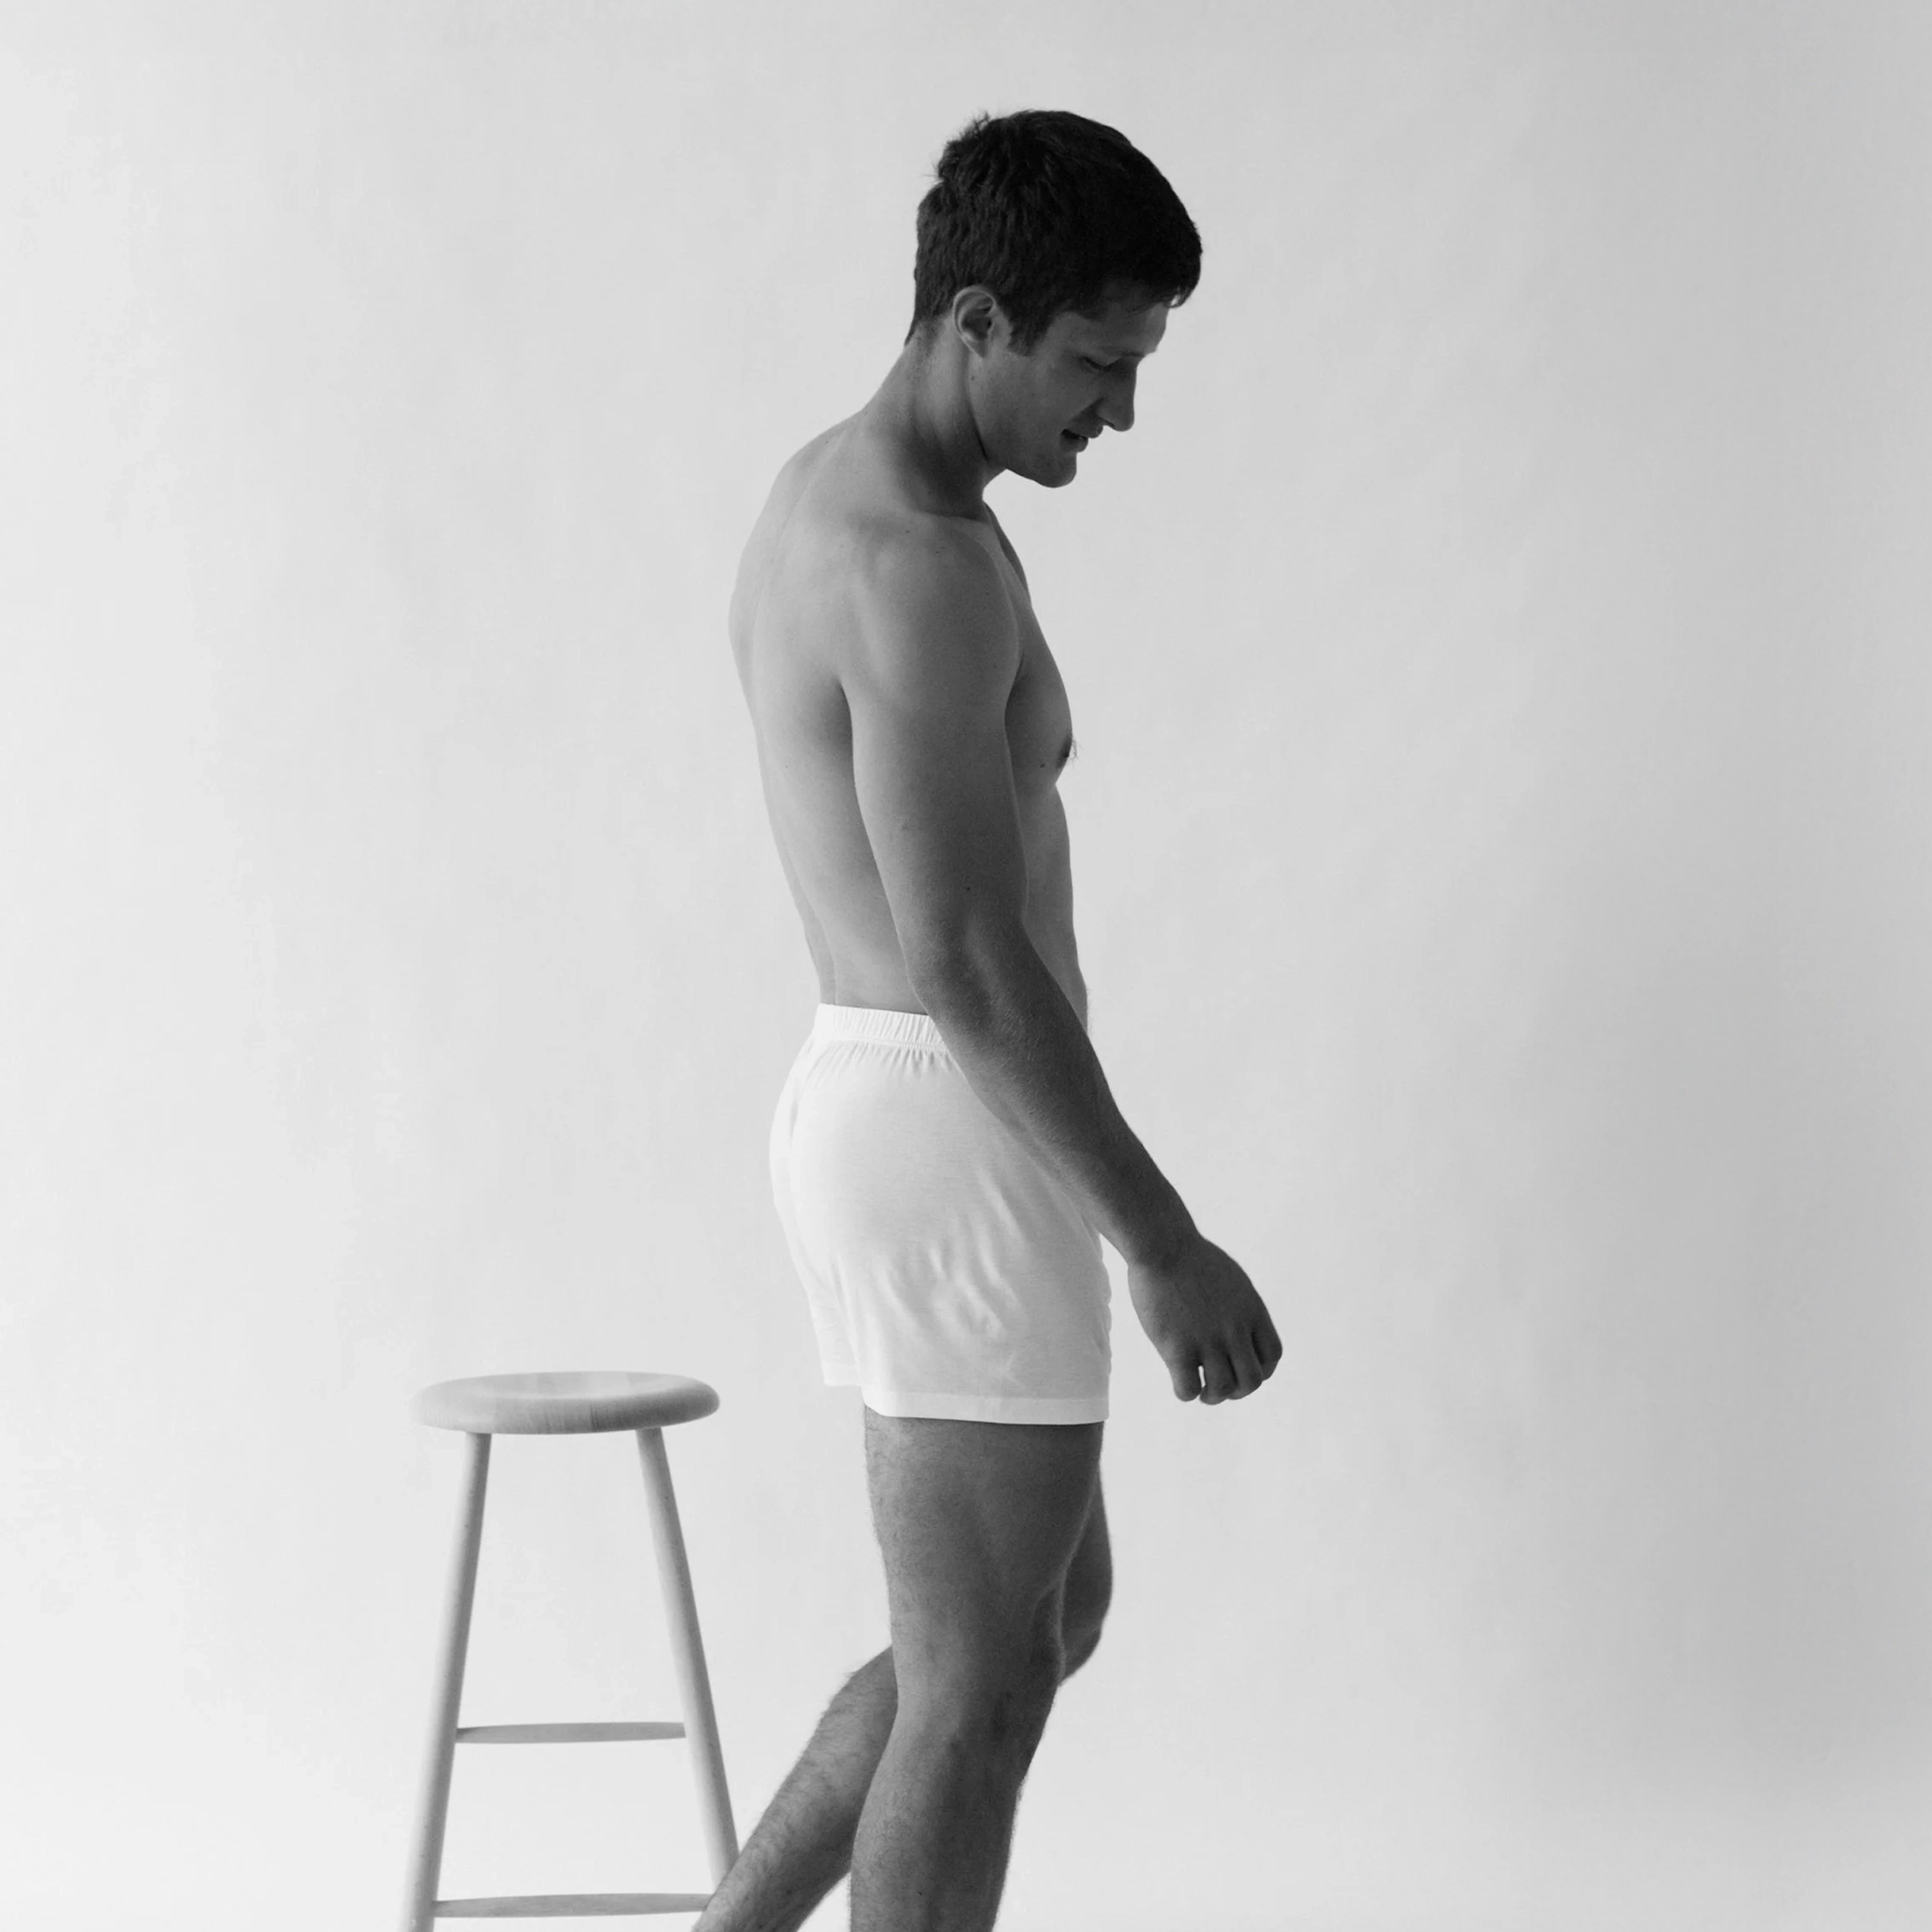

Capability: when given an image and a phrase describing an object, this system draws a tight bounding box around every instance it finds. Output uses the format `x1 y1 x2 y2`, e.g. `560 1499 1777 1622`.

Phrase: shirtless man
712 111 1282 1932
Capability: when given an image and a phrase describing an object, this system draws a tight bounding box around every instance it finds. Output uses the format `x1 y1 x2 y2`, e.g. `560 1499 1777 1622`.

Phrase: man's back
728 413 1086 1021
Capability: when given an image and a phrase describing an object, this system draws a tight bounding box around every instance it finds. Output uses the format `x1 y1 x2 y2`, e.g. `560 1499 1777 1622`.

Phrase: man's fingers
1254 1321 1282 1378
1164 1309 1283 1405
1225 1334 1273 1400
1251 1309 1283 1375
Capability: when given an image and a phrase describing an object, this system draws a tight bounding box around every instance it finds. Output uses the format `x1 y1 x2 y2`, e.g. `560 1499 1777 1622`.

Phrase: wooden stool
401 1371 739 1926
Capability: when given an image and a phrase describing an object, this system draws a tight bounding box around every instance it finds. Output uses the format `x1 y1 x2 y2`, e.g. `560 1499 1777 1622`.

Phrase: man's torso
729 414 1086 1020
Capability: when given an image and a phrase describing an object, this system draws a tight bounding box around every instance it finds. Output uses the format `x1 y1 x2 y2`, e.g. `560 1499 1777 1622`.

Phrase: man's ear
949 285 1006 359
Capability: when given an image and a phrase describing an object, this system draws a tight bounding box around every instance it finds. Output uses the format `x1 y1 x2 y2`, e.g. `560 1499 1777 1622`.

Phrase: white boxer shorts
768 1004 1112 1424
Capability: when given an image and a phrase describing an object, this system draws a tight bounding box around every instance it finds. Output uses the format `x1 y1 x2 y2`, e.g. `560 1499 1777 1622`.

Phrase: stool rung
455 1722 685 1745
435 1896 711 1918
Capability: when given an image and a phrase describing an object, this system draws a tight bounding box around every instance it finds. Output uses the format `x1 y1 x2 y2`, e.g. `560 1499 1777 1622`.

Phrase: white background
4 3 1928 1927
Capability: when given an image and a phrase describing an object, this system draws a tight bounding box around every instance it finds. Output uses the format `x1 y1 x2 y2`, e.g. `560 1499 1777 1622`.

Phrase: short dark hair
905 110 1201 354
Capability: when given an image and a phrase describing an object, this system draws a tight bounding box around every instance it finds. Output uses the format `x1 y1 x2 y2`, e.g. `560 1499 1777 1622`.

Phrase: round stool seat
414 1370 719 1436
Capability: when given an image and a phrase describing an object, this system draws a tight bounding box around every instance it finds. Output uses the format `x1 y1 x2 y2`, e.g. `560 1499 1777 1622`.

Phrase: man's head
904 110 1200 486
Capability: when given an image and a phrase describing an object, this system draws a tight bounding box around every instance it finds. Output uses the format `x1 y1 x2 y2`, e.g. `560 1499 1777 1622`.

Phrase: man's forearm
916 936 1196 1269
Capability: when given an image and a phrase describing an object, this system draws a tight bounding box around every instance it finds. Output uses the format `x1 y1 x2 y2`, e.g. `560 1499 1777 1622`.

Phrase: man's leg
692 1424 1109 1932
850 1408 1102 1932
687 1647 898 1932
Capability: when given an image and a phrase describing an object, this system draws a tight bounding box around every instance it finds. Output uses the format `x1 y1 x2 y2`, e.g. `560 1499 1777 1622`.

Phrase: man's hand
1128 1232 1283 1403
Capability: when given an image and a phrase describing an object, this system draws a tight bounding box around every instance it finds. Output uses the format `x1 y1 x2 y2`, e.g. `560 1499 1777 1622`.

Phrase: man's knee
1059 1584 1108 1679
901 1631 1063 1763
1057 1501 1112 1679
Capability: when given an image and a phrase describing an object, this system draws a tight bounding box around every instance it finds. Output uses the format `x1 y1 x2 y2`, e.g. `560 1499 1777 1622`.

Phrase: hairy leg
688 1649 897 1932
692 1446 1109 1932
850 1410 1104 1932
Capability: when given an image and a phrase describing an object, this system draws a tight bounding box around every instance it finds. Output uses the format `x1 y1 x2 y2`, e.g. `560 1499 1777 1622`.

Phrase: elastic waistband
811 1003 952 1052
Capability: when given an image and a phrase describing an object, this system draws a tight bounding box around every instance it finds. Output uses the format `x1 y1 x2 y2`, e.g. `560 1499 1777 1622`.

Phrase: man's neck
860 340 1001 520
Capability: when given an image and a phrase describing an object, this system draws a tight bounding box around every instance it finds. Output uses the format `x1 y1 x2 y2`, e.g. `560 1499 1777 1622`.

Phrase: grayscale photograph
2 4 1927 1929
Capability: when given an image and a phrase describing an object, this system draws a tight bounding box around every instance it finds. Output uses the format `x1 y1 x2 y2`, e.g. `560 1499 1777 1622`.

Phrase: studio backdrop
3 3 1927 1928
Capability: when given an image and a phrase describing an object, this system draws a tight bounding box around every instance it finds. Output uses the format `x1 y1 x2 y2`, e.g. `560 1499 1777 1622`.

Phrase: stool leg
635 1426 739 1885
401 1430 491 1932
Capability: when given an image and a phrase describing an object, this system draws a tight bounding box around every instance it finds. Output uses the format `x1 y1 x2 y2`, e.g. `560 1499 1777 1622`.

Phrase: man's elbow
902 917 1035 1022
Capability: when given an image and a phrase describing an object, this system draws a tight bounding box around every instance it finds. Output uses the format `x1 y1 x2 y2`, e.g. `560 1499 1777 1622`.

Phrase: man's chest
1004 608 1076 790
976 523 1075 788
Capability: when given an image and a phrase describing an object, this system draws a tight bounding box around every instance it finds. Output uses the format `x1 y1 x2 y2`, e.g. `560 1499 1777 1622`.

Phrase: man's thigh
864 1407 1103 1682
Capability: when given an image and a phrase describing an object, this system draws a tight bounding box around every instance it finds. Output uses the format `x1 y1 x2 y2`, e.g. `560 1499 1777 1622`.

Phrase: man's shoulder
846 512 1011 658
800 502 1004 630
832 520 1016 722
759 420 1012 671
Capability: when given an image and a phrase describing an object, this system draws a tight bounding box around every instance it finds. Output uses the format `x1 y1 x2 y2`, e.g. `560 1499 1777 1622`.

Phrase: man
711 110 1282 1932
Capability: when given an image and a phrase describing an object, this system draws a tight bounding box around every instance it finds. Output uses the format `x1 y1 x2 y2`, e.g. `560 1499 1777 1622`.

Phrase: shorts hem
851 1385 1108 1424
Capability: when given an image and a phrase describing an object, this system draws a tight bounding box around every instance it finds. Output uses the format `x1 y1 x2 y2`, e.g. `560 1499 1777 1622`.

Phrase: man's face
978 285 1170 487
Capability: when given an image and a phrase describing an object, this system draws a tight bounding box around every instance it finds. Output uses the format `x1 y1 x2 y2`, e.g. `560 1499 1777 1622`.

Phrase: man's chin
1031 446 1081 487
995 436 1082 487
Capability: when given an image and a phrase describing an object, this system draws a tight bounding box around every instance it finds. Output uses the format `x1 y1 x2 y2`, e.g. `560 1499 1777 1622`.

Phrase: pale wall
2 3 1927 1928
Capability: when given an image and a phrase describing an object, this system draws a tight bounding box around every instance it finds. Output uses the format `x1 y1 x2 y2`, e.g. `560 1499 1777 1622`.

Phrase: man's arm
845 528 1281 1402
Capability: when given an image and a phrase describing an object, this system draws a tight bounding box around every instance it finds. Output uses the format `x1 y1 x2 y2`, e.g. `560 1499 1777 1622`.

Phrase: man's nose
1099 374 1136 434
